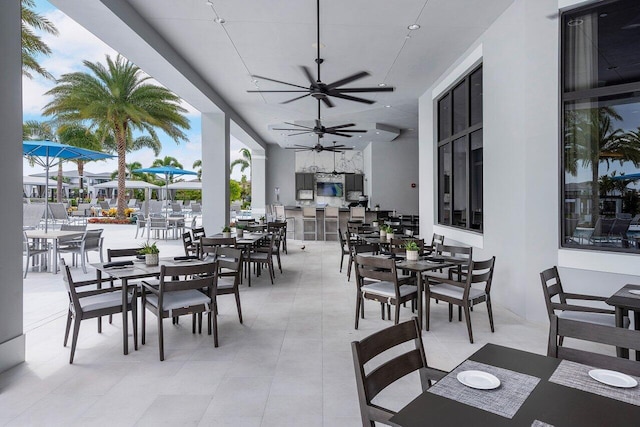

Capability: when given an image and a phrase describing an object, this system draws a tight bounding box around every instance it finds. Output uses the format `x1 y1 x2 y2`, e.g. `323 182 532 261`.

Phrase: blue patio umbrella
23 140 114 232
133 166 198 216
611 173 640 180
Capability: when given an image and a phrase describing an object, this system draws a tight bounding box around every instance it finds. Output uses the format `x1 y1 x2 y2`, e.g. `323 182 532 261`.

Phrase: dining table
390 343 640 426
92 256 214 355
24 229 85 274
605 284 640 360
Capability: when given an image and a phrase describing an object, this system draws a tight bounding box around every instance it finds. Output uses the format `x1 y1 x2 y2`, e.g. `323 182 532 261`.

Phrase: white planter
387 233 395 240
372 221 379 227
145 253 159 266
222 232 231 238
237 229 244 238
406 250 419 261
379 230 386 238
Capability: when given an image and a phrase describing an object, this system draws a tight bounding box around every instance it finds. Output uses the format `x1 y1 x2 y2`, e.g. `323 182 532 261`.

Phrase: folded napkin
103 260 134 268
174 255 199 261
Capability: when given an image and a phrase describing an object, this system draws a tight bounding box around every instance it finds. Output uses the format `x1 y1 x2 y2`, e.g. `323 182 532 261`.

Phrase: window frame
436 64 483 232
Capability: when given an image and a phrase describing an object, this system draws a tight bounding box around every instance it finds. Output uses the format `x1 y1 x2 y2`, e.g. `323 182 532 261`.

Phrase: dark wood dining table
92 257 214 355
390 343 640 426
605 283 640 360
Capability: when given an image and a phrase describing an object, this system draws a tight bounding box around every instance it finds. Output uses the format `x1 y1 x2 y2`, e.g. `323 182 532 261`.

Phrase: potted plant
385 225 395 240
379 224 388 238
374 204 380 211
405 240 420 261
371 220 379 228
259 215 266 224
236 224 245 237
139 241 160 266
222 226 232 238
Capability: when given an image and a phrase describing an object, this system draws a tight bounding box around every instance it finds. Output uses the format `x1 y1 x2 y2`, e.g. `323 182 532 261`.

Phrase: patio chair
424 243 472 282
214 247 243 324
171 202 182 215
338 228 350 273
247 233 276 286
182 232 197 256
69 203 92 224
190 203 202 216
48 203 70 228
425 257 496 343
57 228 104 274
23 204 45 230
354 254 417 328
540 266 628 345
548 315 640 376
352 318 447 426
149 216 170 240
23 231 49 278
99 201 110 213
134 213 147 238
61 259 137 364
141 263 216 360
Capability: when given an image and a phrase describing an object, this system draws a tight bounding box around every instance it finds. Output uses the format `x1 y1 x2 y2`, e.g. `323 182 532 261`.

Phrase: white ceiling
55 0 515 150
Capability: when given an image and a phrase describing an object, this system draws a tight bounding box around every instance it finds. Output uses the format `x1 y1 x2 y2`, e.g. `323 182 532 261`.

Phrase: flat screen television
316 182 343 197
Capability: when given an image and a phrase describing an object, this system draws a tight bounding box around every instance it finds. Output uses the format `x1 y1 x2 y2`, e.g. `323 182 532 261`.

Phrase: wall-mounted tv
317 182 343 197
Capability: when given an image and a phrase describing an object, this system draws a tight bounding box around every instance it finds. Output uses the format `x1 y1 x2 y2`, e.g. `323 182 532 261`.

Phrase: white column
201 112 230 234
0 0 25 371
251 149 266 218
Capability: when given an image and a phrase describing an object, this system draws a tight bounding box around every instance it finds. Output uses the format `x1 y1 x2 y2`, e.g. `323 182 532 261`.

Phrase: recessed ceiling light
408 24 420 30
567 19 583 26
599 13 608 18
408 128 415 131
375 131 380 135
385 105 391 108
252 79 258 84
378 83 387 87
358 135 362 138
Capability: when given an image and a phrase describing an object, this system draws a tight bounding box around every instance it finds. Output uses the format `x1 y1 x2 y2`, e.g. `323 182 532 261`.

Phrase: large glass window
562 0 640 253
437 66 483 231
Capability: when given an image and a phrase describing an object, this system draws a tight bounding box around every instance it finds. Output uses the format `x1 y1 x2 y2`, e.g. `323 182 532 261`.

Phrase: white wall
265 145 296 206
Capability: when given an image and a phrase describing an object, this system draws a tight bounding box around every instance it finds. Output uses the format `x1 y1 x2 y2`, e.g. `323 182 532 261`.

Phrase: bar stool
274 205 295 241
324 206 339 241
302 207 318 241
350 206 366 223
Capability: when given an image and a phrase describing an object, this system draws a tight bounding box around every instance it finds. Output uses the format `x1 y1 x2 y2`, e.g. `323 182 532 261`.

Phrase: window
437 65 483 231
561 0 640 253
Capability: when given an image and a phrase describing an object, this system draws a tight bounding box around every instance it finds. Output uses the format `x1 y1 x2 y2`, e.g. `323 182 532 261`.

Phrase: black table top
389 343 640 427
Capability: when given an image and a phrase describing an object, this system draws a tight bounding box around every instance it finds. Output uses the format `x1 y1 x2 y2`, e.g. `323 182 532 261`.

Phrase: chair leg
276 252 282 274
394 303 400 325
425 296 431 331
486 297 495 332
268 261 274 285
158 316 165 361
448 304 453 322
63 310 72 346
212 307 219 348
235 290 243 324
69 315 82 364
141 297 146 345
463 304 474 344
347 254 353 281
459 306 462 322
340 253 344 273
131 295 138 351
355 293 362 329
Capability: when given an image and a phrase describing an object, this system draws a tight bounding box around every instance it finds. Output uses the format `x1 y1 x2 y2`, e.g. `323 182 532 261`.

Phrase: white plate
589 369 638 388
456 370 501 390
628 289 640 296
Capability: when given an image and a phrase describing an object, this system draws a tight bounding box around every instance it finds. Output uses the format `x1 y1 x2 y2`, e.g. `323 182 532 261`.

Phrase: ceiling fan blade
288 131 314 136
251 75 308 90
300 66 317 86
332 132 353 138
330 129 367 133
246 90 309 93
329 93 375 104
284 122 314 129
326 123 356 130
321 96 334 108
281 93 311 104
326 71 370 90
272 128 305 131
337 87 395 93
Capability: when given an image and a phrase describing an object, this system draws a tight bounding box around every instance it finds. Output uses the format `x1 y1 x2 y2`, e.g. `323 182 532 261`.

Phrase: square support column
0 0 26 372
201 112 230 234
251 150 266 218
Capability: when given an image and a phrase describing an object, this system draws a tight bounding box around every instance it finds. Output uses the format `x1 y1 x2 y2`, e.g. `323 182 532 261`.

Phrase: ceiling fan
273 101 367 138
247 0 393 107
286 138 353 153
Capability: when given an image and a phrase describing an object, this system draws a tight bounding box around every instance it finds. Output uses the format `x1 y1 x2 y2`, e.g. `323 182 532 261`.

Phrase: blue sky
23 0 247 180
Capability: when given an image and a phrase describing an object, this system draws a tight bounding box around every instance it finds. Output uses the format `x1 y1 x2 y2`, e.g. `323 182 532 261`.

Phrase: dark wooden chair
338 228 350 273
424 243 472 282
425 257 496 343
540 266 627 345
247 233 276 286
62 259 137 363
548 315 640 376
424 233 444 255
215 247 243 324
267 221 287 254
182 232 197 256
351 318 447 426
354 254 417 328
141 263 217 360
200 236 236 259
191 226 206 242
262 226 284 274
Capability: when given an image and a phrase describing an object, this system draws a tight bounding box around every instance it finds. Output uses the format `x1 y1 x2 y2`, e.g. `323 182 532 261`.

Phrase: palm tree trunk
77 160 84 201
591 157 600 227
116 124 128 219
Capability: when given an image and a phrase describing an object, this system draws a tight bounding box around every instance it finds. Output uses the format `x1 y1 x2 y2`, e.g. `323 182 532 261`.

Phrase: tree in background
57 124 105 197
230 148 251 174
152 156 183 183
229 179 241 203
23 119 65 201
21 0 58 80
193 159 202 180
43 55 189 218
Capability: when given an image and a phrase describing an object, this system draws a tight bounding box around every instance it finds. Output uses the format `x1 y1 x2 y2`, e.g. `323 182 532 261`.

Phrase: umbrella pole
44 150 50 233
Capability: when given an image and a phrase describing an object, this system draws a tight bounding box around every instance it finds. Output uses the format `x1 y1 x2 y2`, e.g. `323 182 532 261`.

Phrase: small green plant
405 241 419 251
222 226 231 232
382 225 394 233
138 241 160 255
259 216 266 222
236 224 245 230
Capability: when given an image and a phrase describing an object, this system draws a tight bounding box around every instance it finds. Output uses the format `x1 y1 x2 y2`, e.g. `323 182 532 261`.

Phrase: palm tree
43 55 190 218
23 119 66 201
230 148 251 174
57 124 104 197
21 0 58 80
192 159 202 180
565 107 640 225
